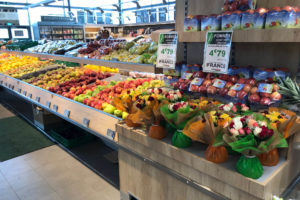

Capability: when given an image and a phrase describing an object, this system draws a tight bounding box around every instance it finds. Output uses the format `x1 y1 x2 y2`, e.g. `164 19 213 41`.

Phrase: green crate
50 124 95 148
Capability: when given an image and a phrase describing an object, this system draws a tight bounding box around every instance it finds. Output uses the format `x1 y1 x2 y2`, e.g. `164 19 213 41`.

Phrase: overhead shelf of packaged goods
0 50 155 73
178 28 300 43
0 73 120 143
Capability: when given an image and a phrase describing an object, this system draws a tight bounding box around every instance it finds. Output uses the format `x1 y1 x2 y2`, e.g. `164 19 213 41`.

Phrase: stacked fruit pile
78 39 157 64
3 60 52 78
0 55 40 73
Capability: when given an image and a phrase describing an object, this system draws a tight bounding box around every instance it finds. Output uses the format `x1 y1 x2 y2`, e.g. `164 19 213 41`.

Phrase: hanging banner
156 32 178 69
203 31 233 74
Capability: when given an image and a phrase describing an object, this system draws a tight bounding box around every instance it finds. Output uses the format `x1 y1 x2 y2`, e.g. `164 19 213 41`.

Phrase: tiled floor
0 105 120 200
0 146 120 200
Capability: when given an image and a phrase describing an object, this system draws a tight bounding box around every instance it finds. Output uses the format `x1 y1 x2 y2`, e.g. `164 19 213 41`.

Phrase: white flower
228 102 234 108
253 127 262 136
168 104 174 112
174 94 178 100
233 117 243 130
223 105 231 112
258 121 267 127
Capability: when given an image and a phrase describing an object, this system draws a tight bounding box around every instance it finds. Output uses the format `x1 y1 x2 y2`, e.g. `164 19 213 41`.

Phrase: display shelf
0 73 120 143
178 29 300 43
0 50 155 73
117 123 300 200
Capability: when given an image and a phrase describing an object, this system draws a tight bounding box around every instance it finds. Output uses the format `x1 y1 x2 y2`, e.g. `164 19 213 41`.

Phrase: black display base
0 87 120 189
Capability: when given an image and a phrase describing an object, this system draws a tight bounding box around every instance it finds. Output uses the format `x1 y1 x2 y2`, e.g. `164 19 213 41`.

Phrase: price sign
156 32 178 69
203 31 233 74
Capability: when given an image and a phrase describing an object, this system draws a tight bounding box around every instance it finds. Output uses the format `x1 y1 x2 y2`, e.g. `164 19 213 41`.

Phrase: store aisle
0 145 120 200
0 105 120 200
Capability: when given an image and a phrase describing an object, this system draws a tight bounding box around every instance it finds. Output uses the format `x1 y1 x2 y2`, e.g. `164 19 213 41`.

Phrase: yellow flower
266 111 284 122
220 113 232 122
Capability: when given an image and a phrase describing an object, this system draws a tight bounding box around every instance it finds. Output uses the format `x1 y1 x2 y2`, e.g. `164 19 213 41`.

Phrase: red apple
249 93 261 102
237 78 247 84
198 85 207 93
225 81 234 89
260 92 271 98
243 84 252 93
219 74 229 81
260 97 271 106
282 6 295 12
228 89 237 97
237 90 248 100
207 86 217 94
190 85 198 92
203 79 212 87
271 7 281 12
271 92 282 101
250 87 258 94
272 84 279 92
246 78 256 86
229 75 238 83
255 8 268 15
219 87 229 96
245 9 255 14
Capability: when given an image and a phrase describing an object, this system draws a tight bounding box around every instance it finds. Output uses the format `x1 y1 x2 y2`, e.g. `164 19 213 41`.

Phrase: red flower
240 117 246 123
259 126 270 139
236 102 242 106
229 121 234 129
173 104 180 111
244 127 251 135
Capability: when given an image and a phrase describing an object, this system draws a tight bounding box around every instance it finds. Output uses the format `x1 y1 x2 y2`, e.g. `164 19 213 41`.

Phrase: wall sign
156 32 178 69
203 31 233 74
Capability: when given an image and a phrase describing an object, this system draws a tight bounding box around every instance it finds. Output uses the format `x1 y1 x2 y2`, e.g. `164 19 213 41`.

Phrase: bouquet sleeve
182 115 213 143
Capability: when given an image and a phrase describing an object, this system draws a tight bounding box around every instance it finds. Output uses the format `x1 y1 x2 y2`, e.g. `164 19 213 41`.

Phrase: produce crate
50 124 95 148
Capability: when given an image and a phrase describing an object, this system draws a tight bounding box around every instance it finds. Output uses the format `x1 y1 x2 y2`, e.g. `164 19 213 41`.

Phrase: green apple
74 96 79 101
103 105 116 114
122 112 129 119
77 96 85 103
114 109 122 117
85 90 92 96
102 102 109 109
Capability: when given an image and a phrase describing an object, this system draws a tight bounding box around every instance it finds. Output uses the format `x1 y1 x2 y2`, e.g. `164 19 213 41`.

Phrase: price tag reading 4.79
161 48 174 55
209 49 226 57
156 32 178 69
203 31 233 74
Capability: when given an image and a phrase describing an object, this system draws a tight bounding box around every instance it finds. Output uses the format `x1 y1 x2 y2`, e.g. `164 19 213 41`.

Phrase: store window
87 11 94 24
149 9 157 23
77 10 85 24
136 10 149 23
159 7 166 22
105 13 112 24
96 12 104 24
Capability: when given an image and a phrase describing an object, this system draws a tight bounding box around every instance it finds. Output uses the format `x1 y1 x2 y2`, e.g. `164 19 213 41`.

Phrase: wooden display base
117 123 300 200
0 73 120 142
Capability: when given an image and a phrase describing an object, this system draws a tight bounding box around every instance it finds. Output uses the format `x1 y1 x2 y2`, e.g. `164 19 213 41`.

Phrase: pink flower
241 105 249 111
230 128 239 136
232 105 237 112
238 128 245 135
253 122 258 127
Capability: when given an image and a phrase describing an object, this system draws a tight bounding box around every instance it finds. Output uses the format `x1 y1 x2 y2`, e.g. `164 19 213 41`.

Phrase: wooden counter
117 123 300 200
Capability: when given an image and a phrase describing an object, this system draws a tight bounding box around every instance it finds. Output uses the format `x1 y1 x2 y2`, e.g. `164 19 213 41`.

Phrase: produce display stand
0 73 120 142
117 123 300 200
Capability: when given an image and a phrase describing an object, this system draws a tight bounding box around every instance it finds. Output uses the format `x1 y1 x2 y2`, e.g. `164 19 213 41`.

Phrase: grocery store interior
0 0 300 200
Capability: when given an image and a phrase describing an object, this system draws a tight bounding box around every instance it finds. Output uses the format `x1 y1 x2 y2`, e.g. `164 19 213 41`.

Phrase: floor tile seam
0 170 22 200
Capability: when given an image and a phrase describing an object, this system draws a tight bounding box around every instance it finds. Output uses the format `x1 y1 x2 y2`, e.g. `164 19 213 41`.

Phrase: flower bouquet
183 110 232 163
160 101 199 148
217 114 288 179
148 98 169 140
218 102 252 116
125 96 156 128
257 108 298 166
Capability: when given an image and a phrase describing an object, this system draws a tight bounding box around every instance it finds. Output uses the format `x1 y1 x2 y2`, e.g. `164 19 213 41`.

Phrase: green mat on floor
0 116 54 161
